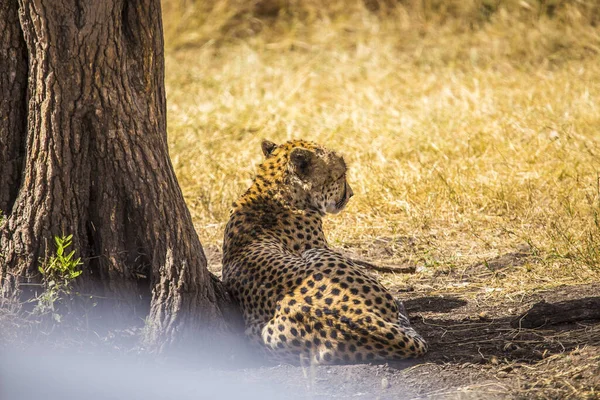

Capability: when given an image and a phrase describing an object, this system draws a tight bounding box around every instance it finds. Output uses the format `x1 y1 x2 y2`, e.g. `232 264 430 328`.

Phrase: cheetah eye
334 173 346 182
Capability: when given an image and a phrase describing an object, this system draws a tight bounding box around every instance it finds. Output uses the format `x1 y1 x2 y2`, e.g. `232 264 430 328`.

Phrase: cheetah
222 139 428 364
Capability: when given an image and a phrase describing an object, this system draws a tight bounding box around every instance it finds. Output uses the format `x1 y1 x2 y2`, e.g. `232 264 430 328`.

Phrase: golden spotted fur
222 139 428 364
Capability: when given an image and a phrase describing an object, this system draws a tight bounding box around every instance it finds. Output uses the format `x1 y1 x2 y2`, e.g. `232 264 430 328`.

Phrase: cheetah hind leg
243 321 285 363
260 309 427 365
391 299 428 358
260 316 309 365
363 314 429 361
395 298 412 328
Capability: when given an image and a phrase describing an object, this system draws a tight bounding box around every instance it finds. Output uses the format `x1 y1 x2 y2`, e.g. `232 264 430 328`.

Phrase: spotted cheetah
222 139 428 364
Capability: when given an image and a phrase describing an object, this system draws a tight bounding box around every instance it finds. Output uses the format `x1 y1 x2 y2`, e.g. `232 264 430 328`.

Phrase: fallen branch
350 259 416 274
511 297 600 329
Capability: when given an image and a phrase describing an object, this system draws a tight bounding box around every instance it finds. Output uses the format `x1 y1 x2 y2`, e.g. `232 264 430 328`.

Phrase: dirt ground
202 244 600 399
252 281 600 400
216 286 600 399
2 245 598 400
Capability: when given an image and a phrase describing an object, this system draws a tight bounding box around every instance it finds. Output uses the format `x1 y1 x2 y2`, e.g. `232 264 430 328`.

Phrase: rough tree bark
0 0 235 351
0 1 27 214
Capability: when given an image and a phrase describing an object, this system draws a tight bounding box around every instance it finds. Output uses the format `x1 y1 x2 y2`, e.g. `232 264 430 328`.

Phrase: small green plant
38 234 83 285
34 234 83 321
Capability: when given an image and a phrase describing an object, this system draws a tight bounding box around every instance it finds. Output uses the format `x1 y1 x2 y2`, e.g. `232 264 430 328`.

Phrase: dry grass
163 0 600 298
415 346 600 399
511 346 600 399
2 4 598 399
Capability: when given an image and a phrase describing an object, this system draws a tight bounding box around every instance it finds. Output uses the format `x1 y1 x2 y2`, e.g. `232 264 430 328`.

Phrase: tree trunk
0 1 27 215
0 0 235 352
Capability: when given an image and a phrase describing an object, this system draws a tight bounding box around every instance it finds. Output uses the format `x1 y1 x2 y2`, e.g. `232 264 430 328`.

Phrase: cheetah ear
261 140 277 157
289 147 316 178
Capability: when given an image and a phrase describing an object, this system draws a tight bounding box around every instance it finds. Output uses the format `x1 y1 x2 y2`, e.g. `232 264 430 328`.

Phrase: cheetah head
261 139 354 215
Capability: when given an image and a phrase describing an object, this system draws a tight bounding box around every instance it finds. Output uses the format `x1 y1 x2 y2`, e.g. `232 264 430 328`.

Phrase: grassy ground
161 2 600 397
1 2 599 399
164 0 600 289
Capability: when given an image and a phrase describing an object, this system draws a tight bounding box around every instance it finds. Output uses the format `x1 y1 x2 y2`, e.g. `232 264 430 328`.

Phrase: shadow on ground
404 296 468 314
2 266 599 399
399 286 600 366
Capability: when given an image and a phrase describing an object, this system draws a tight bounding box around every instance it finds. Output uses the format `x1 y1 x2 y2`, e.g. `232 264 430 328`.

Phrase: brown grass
159 8 600 393
0 3 598 398
163 0 600 295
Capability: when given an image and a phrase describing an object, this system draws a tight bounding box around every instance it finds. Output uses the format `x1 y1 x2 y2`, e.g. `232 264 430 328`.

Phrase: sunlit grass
163 0 600 295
